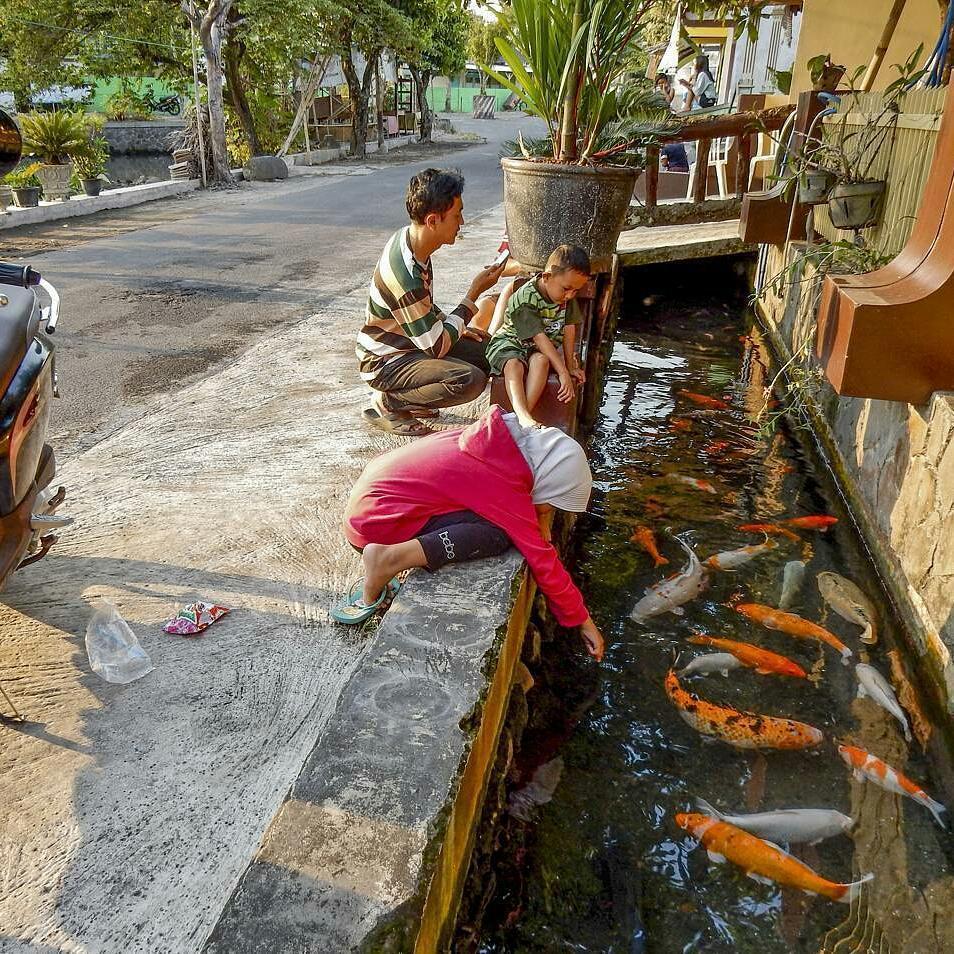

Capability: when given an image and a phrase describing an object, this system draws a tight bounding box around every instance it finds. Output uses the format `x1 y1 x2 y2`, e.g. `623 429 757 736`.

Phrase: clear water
478 260 954 954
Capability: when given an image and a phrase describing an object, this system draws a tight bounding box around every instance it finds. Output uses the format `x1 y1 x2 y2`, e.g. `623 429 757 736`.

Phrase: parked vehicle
0 108 71 722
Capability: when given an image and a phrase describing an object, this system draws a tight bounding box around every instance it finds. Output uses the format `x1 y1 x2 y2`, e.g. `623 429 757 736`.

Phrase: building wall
791 0 941 93
730 5 800 97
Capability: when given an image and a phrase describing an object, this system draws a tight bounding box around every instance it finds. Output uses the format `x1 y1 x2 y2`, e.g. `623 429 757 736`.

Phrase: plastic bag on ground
85 601 155 684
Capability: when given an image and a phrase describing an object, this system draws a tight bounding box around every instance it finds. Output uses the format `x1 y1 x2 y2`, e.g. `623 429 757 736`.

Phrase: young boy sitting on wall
485 244 590 429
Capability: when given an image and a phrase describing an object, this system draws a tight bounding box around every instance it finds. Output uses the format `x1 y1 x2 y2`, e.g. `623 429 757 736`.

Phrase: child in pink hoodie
338 405 604 660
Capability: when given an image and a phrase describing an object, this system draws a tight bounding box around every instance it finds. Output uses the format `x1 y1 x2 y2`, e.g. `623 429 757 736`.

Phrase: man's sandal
362 407 433 437
331 576 404 625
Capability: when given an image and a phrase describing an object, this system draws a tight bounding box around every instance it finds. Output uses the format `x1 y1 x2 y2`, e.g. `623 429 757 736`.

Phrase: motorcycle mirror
0 109 23 177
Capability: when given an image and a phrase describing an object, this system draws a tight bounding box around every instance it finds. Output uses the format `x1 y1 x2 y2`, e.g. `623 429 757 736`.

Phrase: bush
73 135 110 179
104 88 152 121
19 111 88 164
3 162 42 189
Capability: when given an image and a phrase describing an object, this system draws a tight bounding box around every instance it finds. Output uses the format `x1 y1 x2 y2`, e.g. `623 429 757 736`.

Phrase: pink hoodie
344 406 588 626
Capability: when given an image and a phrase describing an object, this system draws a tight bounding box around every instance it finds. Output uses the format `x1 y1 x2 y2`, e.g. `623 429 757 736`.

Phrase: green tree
466 14 503 93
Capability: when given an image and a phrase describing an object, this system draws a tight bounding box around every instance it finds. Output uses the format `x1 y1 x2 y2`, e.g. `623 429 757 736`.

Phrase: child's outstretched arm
563 324 585 385
531 332 575 403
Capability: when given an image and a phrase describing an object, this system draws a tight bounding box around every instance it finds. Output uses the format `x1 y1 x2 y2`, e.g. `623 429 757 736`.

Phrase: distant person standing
680 55 718 111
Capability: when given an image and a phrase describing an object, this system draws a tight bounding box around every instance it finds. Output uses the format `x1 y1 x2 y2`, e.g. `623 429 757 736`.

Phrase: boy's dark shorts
486 343 532 376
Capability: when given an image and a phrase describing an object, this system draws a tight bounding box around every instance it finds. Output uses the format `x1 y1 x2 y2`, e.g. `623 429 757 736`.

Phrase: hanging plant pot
34 162 73 201
798 168 835 205
12 186 40 208
501 158 637 273
827 180 886 229
81 178 103 197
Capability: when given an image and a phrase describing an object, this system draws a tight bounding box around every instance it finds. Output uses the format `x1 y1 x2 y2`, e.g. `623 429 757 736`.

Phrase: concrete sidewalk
0 207 512 952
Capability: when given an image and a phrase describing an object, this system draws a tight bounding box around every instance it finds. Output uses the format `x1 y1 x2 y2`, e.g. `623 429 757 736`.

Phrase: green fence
425 87 513 114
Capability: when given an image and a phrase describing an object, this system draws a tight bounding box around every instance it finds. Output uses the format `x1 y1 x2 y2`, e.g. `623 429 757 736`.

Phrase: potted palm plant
485 0 665 272
19 110 89 201
4 163 43 208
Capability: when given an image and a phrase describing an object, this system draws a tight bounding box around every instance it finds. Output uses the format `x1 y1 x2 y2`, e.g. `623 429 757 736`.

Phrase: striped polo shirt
356 227 478 382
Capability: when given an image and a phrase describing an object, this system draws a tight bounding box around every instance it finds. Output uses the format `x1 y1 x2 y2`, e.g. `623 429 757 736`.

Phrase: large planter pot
798 168 836 205
0 185 10 214
501 158 637 273
35 162 73 201
827 180 886 230
81 178 103 197
12 187 40 208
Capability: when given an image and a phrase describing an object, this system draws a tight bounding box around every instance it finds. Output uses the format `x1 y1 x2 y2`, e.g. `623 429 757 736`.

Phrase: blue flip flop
331 576 403 625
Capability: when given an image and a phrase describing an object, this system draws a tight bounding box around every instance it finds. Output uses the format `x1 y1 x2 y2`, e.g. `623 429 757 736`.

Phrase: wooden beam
645 145 659 210
861 0 908 92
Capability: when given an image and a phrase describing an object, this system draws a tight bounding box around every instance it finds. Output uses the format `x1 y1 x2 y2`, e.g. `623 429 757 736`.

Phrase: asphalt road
0 112 544 460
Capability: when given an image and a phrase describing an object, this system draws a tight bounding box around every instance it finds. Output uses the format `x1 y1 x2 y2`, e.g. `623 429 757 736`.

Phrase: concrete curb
285 134 418 168
0 179 199 231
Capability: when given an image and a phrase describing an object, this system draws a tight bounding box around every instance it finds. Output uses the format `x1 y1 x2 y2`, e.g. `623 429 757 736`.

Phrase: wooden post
861 0 908 92
693 138 711 204
736 130 752 198
645 145 659 210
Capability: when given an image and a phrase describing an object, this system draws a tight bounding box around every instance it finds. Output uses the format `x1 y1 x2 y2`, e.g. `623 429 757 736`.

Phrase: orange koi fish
668 473 718 494
643 496 668 518
838 744 947 828
779 515 838 531
688 634 807 679
630 525 668 567
678 389 730 411
676 813 873 903
664 669 823 749
737 522 801 542
670 417 693 432
703 440 731 456
736 603 853 664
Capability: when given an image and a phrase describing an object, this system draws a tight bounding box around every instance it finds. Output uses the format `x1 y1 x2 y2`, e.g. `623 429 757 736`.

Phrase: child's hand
569 365 586 385
557 371 575 403
461 327 489 342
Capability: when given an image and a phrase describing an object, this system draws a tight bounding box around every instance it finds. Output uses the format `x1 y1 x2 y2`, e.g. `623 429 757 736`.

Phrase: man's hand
580 617 605 661
557 371 575 403
468 259 507 300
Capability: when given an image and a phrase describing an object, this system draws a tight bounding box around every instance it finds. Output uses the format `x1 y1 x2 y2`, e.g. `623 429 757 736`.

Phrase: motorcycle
0 108 71 722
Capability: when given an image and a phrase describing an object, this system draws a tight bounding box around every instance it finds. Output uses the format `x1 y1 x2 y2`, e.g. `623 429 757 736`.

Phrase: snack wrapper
163 601 230 636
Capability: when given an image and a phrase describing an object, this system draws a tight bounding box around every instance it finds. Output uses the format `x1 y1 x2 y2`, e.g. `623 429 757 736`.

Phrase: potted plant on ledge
485 0 665 272
73 135 111 196
19 110 89 201
4 163 42 208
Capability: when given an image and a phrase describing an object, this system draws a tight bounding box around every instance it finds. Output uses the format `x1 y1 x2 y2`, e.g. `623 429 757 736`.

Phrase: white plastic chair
686 136 730 199
748 132 779 188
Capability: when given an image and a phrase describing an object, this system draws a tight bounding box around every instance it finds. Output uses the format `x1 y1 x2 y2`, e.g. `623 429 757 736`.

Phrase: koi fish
667 473 718 494
779 560 806 610
670 418 693 432
817 572 877 643
838 744 946 828
738 522 801 542
678 389 730 411
736 603 853 664
630 525 669 568
855 663 912 741
630 535 708 623
664 669 823 749
704 538 776 571
703 440 731 456
688 634 807 679
694 797 854 844
678 653 743 678
675 813 872 902
779 515 838 531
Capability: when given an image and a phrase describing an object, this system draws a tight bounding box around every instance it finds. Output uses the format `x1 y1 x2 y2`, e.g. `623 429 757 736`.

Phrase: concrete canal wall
756 243 954 721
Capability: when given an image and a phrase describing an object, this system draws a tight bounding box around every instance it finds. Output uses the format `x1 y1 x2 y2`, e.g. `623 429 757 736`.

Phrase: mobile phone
490 248 511 269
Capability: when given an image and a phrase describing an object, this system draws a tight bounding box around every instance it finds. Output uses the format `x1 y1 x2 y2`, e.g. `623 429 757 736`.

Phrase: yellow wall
792 0 941 93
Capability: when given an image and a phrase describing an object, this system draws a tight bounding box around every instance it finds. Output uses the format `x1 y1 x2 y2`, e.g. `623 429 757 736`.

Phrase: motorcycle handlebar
0 262 41 288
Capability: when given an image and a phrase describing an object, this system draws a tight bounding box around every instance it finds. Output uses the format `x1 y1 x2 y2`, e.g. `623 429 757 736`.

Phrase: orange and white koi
631 536 708 622
630 525 669 567
688 634 807 679
664 669 823 749
703 440 732 456
738 522 802 542
678 389 730 410
670 417 693 432
667 473 718 494
675 813 873 902
736 603 853 664
704 538 776 571
838 744 946 828
779 515 838 531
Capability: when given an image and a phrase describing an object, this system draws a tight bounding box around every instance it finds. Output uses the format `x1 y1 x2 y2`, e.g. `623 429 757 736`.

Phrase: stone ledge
0 179 199 230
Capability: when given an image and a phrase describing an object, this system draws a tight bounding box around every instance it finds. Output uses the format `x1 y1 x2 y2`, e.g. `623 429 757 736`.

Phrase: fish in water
704 538 776 571
670 417 693 432
779 515 838 531
855 663 912 741
630 535 708 622
838 744 946 828
738 522 802 542
676 813 873 902
817 571 877 644
688 634 807 679
667 473 718 494
630 525 669 568
678 389 730 410
694 797 854 844
736 603 853 664
678 653 744 678
703 440 731 456
779 560 806 610
664 669 823 749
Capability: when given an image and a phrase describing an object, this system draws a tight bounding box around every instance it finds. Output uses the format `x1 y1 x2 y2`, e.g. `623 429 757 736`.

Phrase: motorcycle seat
0 286 36 398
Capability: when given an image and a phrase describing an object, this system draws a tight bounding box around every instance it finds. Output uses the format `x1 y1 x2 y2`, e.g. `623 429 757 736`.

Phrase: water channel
476 258 954 954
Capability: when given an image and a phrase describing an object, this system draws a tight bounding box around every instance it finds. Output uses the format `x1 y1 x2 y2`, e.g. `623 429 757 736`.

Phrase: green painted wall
88 77 185 113
425 86 513 113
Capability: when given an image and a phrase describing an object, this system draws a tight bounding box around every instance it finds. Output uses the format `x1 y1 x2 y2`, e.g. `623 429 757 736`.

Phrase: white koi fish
695 797 854 845
838 744 946 828
630 535 708 623
818 572 877 643
779 560 806 610
678 653 743 678
855 663 912 741
704 538 776 571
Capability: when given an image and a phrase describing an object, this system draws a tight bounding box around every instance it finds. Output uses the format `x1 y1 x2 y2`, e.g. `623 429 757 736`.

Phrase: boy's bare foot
516 413 542 429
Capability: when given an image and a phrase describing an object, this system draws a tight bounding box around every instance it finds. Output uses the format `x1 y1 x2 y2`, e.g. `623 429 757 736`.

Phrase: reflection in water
479 259 954 954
